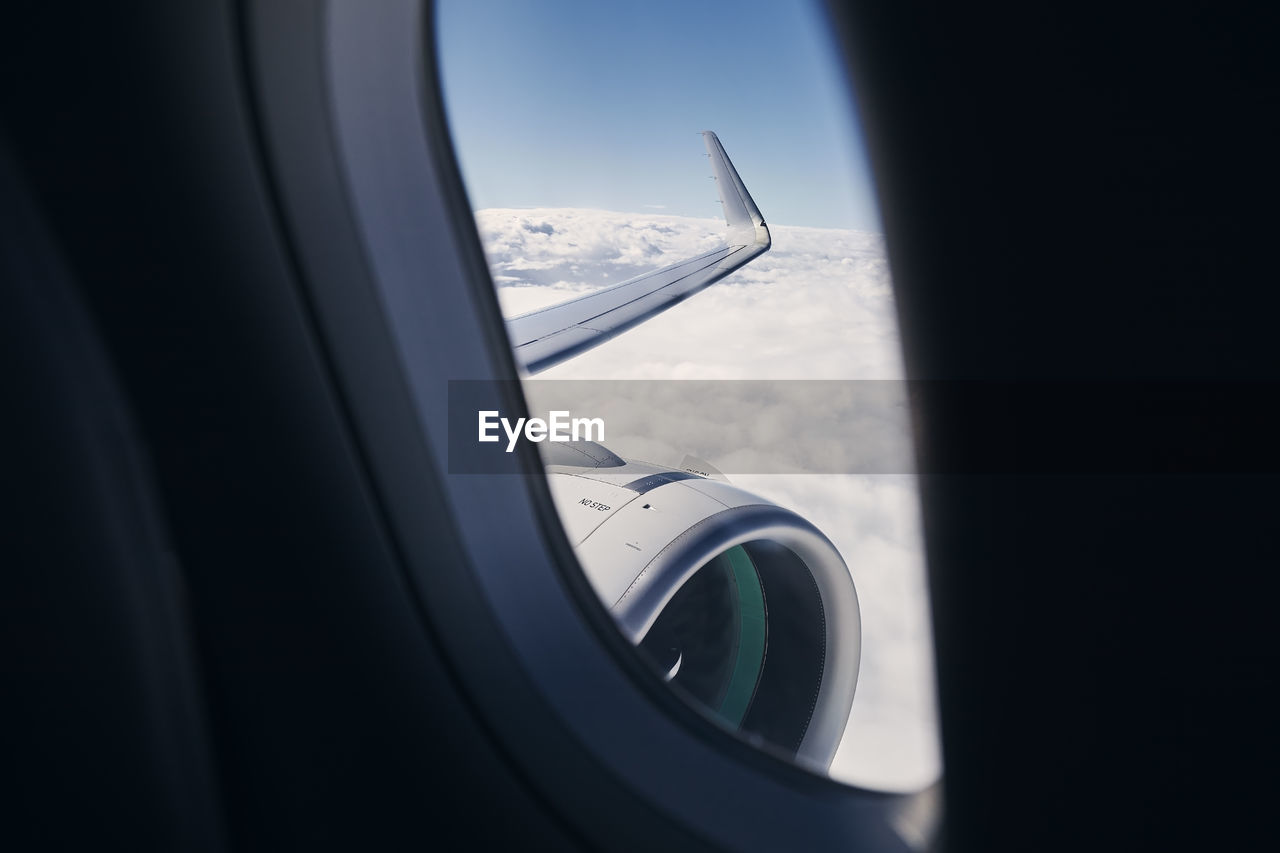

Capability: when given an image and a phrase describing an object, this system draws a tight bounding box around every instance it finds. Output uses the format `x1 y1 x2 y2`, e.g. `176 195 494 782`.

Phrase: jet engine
543 442 860 771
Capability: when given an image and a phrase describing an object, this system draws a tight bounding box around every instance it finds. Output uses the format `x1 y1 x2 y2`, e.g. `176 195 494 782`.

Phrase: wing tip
505 133 770 373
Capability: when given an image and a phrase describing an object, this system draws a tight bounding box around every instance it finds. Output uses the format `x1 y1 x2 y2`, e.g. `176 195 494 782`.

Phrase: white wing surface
505 132 771 374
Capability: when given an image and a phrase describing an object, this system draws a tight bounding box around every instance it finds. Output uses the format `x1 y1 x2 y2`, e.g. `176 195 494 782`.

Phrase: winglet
701 131 770 251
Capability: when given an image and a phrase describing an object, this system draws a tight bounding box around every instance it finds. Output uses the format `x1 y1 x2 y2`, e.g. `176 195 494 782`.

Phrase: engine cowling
544 442 860 771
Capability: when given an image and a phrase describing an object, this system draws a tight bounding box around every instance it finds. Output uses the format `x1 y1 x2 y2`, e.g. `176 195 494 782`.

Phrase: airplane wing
505 132 771 374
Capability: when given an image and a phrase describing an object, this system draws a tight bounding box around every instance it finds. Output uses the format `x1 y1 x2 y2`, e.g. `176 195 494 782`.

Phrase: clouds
479 208 723 300
476 207 940 792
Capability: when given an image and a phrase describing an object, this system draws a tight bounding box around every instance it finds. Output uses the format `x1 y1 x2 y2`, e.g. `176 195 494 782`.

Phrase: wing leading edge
506 132 771 374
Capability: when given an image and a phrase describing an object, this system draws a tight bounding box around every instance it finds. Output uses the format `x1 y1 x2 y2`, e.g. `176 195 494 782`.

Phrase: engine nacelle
544 442 860 770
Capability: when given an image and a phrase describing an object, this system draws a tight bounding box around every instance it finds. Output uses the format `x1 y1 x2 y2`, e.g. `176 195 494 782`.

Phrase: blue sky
435 0 883 231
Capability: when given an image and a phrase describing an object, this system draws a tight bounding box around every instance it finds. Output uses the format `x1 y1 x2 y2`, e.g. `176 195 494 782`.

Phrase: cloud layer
476 207 940 791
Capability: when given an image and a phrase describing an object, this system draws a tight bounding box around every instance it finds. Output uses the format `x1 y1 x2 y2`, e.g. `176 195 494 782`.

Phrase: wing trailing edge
505 132 770 374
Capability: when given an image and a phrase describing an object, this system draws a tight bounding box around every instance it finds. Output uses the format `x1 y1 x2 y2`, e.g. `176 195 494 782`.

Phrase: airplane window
436 0 940 792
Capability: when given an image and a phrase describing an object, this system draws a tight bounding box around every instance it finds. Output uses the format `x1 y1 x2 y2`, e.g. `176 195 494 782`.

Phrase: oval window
437 0 940 793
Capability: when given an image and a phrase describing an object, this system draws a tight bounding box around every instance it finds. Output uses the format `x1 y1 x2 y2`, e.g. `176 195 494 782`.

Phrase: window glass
437 0 939 792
